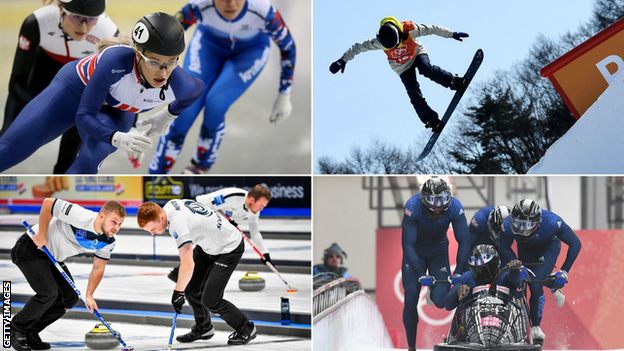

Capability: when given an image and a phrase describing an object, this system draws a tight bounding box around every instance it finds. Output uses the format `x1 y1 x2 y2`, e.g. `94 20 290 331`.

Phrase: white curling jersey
196 187 268 254
164 199 242 255
30 199 116 262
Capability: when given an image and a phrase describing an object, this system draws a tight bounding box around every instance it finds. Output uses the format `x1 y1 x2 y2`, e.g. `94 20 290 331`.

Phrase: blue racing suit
445 269 521 311
468 206 497 249
401 194 470 348
498 210 581 327
0 46 204 173
149 0 296 173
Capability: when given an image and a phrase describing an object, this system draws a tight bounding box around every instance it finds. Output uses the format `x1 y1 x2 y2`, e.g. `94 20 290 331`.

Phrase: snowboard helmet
132 12 186 56
420 178 453 220
377 21 401 49
59 0 106 17
509 199 542 241
468 244 501 284
487 205 510 244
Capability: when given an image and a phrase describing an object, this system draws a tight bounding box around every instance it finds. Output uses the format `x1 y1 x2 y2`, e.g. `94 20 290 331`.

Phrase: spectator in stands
313 243 351 278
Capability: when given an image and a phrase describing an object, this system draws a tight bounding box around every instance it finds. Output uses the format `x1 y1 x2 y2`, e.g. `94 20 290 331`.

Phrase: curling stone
239 271 266 291
85 323 120 350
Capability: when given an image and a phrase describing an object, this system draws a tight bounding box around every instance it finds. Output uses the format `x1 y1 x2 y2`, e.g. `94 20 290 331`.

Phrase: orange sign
541 17 624 119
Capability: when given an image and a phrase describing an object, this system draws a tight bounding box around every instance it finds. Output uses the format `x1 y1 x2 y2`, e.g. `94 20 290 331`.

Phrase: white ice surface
35 318 310 351
1 260 310 314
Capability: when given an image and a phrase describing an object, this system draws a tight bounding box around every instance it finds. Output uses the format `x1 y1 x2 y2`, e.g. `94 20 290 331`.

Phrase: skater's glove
111 130 152 155
124 128 144 168
418 275 436 287
452 32 469 42
171 290 185 314
329 59 346 74
457 284 470 300
447 273 462 285
552 270 568 289
261 253 273 266
269 92 292 124
506 259 523 271
136 106 177 137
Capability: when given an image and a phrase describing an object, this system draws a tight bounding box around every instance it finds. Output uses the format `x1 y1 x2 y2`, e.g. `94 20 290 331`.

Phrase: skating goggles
138 51 179 71
510 216 540 237
62 8 99 26
422 190 452 208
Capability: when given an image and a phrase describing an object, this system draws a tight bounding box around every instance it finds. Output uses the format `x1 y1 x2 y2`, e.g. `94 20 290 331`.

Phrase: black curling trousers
185 239 248 332
10 234 79 333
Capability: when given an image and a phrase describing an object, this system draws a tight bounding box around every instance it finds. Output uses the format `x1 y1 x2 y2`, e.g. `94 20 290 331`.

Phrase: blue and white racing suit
149 0 296 173
0 45 204 173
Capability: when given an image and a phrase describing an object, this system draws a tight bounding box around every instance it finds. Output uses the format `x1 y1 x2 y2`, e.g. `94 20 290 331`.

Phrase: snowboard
414 48 484 163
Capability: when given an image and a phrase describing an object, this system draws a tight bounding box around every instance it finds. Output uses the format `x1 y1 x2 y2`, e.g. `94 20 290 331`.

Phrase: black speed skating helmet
420 178 452 220
59 0 106 17
377 22 401 49
487 205 510 244
510 199 542 241
133 12 186 56
468 244 501 283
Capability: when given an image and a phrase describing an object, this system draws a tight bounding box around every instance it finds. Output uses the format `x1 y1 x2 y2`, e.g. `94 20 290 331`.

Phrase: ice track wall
313 291 394 351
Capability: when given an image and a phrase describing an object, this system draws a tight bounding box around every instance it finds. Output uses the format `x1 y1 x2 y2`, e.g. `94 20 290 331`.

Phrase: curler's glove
136 106 177 137
269 92 292 124
171 290 185 314
261 253 273 266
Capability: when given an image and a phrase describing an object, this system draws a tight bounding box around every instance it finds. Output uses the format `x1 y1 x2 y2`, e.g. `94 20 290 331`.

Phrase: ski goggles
510 216 540 237
138 51 179 71
422 190 452 209
63 8 99 26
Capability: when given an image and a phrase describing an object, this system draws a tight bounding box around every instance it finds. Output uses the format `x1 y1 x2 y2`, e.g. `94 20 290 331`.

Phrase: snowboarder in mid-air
329 16 469 133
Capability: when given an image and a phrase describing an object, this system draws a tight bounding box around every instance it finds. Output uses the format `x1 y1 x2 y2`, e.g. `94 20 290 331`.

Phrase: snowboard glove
261 253 273 266
425 117 445 134
553 270 568 289
452 32 469 41
329 59 346 74
418 275 436 287
172 290 185 314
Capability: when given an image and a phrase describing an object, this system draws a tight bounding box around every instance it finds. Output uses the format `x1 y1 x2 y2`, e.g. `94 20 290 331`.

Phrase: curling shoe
176 324 215 343
552 288 565 307
26 331 50 350
227 321 257 345
11 328 31 351
531 326 545 345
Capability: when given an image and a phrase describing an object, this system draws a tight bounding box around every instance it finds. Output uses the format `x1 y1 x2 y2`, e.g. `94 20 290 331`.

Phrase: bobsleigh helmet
487 205 510 244
468 244 501 283
420 178 452 220
509 199 542 241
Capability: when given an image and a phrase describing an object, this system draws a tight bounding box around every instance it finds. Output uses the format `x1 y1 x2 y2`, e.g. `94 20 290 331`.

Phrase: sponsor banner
0 177 143 212
376 228 624 349
541 17 624 118
142 176 311 214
